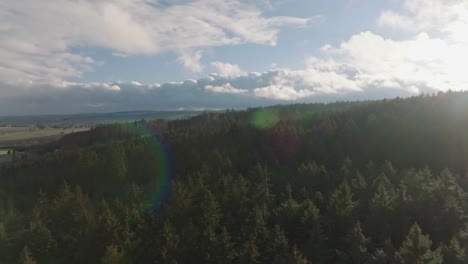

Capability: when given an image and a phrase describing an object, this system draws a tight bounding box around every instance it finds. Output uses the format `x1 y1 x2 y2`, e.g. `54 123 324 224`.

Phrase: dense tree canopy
2 91 468 263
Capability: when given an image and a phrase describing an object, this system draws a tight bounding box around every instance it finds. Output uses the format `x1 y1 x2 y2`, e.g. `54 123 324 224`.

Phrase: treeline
1 91 468 263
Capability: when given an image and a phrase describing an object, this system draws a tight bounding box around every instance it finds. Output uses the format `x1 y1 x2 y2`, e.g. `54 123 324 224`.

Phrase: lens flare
131 124 171 213
250 108 279 130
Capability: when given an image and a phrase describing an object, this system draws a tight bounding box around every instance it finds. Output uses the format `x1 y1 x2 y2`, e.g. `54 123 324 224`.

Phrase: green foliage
441 237 465 264
101 245 127 264
395 223 442 264
1 92 468 262
19 246 37 264
337 221 369 264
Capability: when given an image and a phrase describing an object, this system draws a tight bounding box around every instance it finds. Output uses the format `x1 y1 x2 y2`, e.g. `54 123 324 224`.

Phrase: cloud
378 0 468 39
2 0 468 115
0 67 428 115
210 62 246 78
253 85 314 100
205 83 248 94
112 52 130 58
0 0 311 81
177 50 204 73
370 0 468 91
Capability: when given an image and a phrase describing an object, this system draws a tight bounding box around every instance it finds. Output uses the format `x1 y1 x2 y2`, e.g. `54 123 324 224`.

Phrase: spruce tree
337 221 369 264
326 180 358 261
19 246 37 264
101 245 127 264
441 237 465 264
395 223 442 264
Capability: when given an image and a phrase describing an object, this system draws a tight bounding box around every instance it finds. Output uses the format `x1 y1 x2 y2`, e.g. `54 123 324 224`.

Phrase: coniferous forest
3 91 468 263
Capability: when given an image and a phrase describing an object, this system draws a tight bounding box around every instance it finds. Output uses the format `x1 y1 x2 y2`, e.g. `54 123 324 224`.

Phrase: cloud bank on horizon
1 0 467 114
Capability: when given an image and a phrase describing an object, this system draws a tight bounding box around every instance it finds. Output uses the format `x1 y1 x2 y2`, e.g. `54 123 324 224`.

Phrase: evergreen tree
326 180 358 261
269 225 290 263
327 181 358 221
367 181 396 245
159 222 179 264
237 237 260 264
395 223 442 264
97 200 120 252
300 199 322 261
249 164 274 208
23 220 57 263
370 239 396 264
19 246 37 264
266 226 310 264
213 227 236 263
441 237 465 264
101 245 127 264
337 221 369 264
273 185 302 242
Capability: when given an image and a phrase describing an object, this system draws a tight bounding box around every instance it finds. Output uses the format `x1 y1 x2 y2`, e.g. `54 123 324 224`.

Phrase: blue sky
1 0 468 114
77 0 396 84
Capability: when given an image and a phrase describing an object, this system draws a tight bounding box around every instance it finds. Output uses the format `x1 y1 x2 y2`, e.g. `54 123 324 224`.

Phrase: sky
1 0 468 115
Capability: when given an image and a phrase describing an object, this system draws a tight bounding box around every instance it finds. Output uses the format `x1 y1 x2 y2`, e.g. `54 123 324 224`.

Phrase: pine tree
337 221 369 264
367 181 395 244
267 226 310 264
395 223 442 264
269 225 290 262
97 200 120 249
274 185 302 242
326 180 358 261
340 157 353 179
101 245 127 264
19 246 37 264
300 199 322 261
351 170 368 192
24 220 57 263
370 239 396 264
250 164 273 208
441 237 465 264
108 142 128 184
328 181 358 221
213 227 236 263
159 221 179 263
237 237 260 264
289 246 310 264
199 188 221 229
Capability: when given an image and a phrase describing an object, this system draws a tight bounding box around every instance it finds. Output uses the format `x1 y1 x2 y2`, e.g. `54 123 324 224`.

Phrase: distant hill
0 110 205 127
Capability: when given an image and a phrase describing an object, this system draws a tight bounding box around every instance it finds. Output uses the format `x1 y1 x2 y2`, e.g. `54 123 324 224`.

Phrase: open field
0 127 89 147
0 148 12 163
0 149 12 155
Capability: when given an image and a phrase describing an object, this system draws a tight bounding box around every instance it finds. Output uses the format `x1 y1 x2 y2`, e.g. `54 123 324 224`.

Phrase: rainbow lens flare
132 124 171 213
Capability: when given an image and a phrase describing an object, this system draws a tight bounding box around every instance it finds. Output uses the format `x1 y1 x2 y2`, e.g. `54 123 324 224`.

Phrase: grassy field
0 127 89 147
0 149 12 155
0 148 12 163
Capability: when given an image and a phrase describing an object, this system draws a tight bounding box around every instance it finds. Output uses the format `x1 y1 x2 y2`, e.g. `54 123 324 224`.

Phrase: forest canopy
1 91 468 263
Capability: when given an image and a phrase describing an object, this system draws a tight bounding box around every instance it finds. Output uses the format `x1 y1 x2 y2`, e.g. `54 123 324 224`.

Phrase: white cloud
2 0 468 114
0 66 432 115
0 0 311 82
205 83 248 94
363 0 468 92
378 0 468 42
210 62 246 78
177 50 204 73
253 85 314 100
